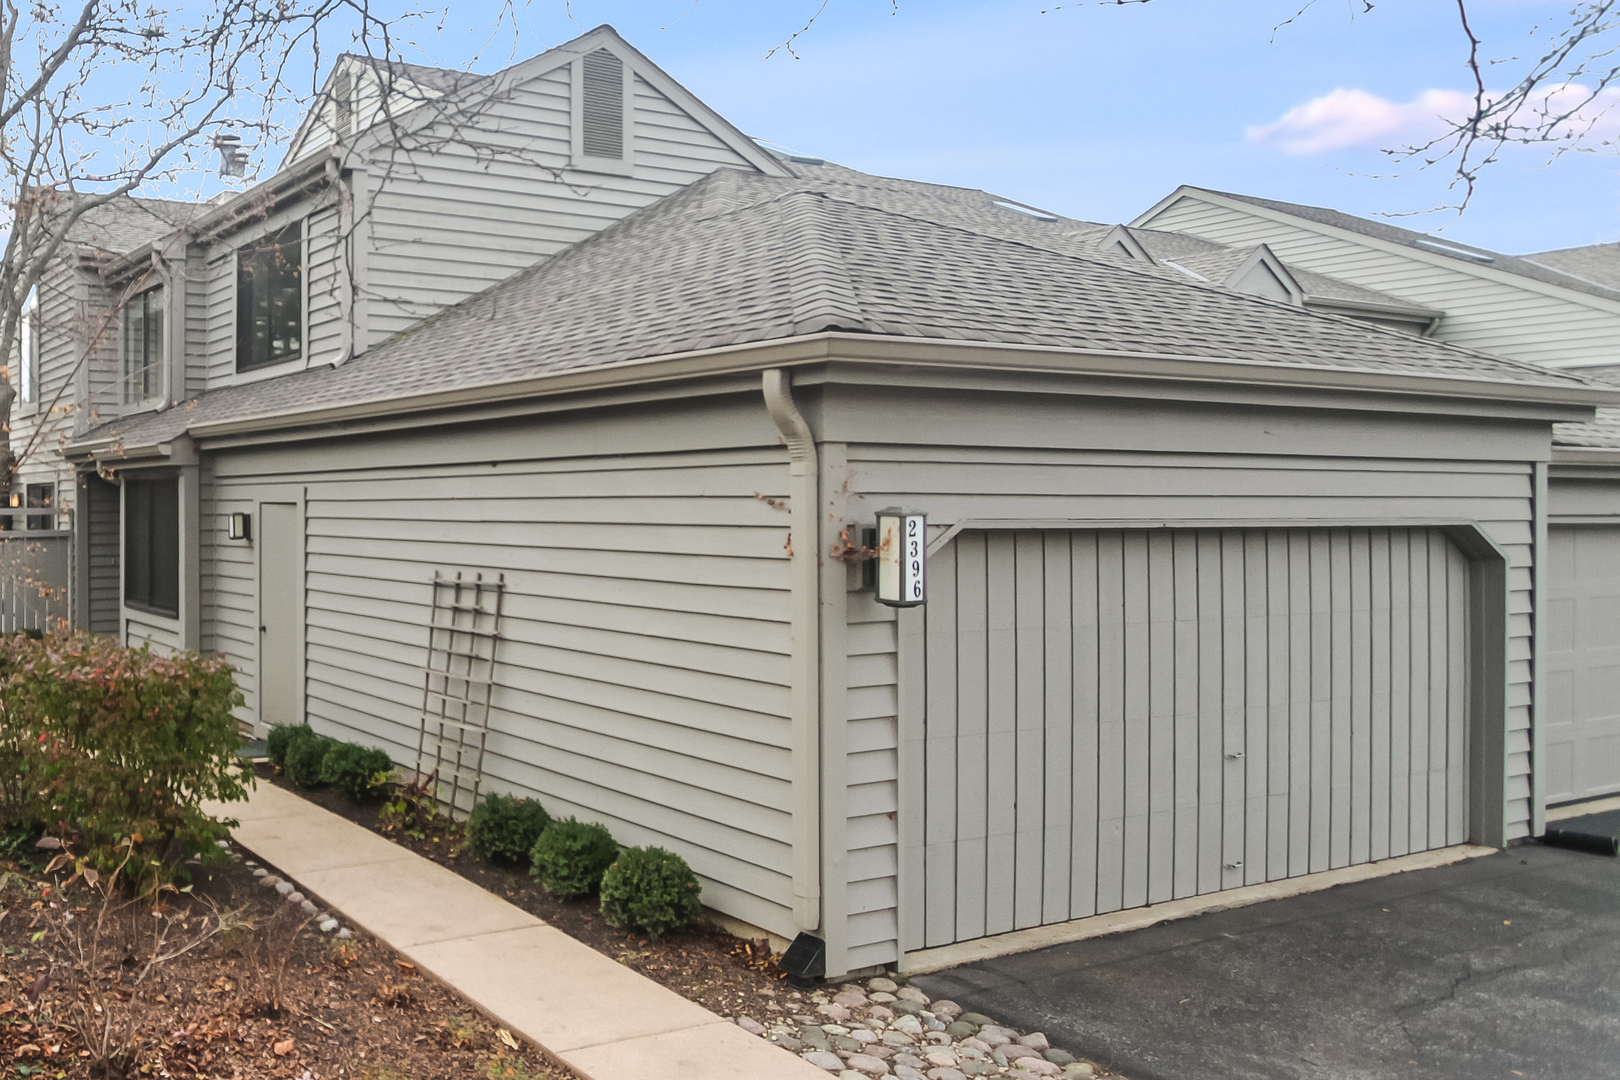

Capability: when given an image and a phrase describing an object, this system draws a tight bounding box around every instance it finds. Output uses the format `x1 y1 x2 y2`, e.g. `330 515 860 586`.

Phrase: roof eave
68 332 1619 457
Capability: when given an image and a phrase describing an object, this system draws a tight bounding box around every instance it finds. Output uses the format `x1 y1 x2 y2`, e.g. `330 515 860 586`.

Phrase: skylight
1414 238 1494 264
994 200 1058 222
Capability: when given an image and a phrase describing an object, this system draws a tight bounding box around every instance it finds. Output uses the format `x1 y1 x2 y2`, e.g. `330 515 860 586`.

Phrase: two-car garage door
914 527 1472 947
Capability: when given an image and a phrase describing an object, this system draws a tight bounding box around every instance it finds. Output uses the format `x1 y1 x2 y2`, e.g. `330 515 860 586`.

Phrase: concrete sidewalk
207 782 824 1080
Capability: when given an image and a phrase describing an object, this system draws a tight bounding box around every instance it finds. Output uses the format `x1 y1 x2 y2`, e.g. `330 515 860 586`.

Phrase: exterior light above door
874 508 926 607
228 512 252 541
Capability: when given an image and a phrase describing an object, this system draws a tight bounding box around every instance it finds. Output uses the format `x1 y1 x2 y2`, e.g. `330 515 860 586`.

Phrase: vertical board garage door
917 527 1471 948
1545 526 1620 803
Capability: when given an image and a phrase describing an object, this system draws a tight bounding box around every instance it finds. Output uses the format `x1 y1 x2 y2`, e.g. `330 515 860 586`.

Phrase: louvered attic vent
581 49 624 159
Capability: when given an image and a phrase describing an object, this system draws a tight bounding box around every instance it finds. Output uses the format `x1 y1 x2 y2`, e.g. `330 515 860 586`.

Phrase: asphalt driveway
914 845 1620 1080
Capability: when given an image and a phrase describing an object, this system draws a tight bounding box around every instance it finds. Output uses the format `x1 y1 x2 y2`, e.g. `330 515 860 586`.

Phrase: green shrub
529 818 617 898
266 723 314 768
465 792 551 864
0 631 250 889
599 845 703 939
284 734 336 788
320 742 393 802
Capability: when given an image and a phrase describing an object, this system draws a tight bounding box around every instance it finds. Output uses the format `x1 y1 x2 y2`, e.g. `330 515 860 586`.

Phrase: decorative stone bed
730 976 1106 1079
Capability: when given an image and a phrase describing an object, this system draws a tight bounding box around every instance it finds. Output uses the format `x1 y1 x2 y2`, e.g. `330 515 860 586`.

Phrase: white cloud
1248 84 1620 155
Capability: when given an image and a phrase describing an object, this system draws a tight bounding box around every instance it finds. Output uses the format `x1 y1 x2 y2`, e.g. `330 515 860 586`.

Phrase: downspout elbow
763 368 822 932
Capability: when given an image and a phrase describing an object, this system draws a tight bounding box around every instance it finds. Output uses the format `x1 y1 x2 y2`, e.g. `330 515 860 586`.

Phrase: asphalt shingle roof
65 196 203 256
1525 242 1620 293
77 168 1599 452
1196 188 1620 305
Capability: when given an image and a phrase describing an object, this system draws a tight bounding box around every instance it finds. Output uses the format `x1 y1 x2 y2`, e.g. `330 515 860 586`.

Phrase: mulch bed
0 848 575 1079
258 768 808 1025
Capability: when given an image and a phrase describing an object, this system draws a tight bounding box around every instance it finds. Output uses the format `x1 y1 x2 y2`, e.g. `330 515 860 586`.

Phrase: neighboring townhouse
1135 187 1620 812
60 149 1620 978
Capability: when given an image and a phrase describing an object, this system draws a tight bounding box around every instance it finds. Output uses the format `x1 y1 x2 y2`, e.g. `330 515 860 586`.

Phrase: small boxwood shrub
266 723 314 768
284 734 336 788
599 846 703 939
320 742 393 802
529 818 618 898
466 792 551 864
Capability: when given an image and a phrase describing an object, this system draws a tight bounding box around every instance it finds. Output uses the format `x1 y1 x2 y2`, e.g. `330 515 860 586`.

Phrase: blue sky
344 2 1620 253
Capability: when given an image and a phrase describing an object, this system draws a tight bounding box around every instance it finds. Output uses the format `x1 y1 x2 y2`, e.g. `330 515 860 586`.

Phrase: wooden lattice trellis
415 570 504 817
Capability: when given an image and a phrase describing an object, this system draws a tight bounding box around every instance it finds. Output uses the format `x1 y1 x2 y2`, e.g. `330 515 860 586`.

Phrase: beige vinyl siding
199 401 800 936
821 389 1541 971
360 68 762 345
1141 196 1620 369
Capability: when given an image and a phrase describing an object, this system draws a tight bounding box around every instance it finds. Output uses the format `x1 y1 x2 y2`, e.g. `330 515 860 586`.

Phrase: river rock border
729 977 1102 1080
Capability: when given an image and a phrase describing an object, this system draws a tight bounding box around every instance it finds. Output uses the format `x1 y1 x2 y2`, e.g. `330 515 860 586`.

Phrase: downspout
763 368 822 932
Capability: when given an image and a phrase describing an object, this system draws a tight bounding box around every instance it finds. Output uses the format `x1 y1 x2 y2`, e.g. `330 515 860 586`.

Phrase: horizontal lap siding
203 440 798 936
839 444 1537 969
363 68 759 345
1141 197 1620 369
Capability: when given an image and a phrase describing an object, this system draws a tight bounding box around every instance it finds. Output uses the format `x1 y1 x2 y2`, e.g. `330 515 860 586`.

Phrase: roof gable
1134 185 1620 312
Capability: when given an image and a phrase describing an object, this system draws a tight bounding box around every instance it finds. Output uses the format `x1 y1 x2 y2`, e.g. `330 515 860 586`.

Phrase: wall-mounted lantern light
228 512 252 541
5 494 19 509
875 507 926 607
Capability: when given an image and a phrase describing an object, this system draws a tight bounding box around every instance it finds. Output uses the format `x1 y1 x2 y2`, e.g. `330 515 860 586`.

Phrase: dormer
1098 224 1153 263
1223 244 1304 306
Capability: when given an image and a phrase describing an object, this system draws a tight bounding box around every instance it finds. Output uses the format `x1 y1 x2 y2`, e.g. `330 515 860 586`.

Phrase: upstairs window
125 476 179 617
122 286 164 403
18 288 37 406
236 222 303 372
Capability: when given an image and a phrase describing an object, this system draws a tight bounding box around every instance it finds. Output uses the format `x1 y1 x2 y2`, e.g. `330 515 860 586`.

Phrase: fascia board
1550 446 1620 468
1144 187 1620 319
140 333 1619 452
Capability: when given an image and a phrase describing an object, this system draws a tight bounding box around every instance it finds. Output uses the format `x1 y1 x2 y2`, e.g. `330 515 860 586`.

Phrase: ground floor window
124 476 179 616
26 483 53 531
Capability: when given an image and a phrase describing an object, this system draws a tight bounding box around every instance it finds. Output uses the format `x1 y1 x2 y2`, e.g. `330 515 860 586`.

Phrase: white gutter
762 368 822 933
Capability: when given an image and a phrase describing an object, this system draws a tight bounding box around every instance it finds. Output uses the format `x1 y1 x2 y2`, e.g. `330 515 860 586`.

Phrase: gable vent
581 49 625 159
332 69 353 137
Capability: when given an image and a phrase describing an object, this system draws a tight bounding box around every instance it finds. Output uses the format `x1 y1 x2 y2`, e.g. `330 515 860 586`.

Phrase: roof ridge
779 191 867 334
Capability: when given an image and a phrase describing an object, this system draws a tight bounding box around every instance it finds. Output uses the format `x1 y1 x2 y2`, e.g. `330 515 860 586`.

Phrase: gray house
62 154 1619 978
7 23 786 638
1135 188 1620 812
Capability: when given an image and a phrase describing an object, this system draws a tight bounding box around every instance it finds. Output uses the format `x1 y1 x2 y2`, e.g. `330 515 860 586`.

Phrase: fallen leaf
272 1038 295 1056
394 961 415 973
1503 920 1511 926
497 1029 519 1051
